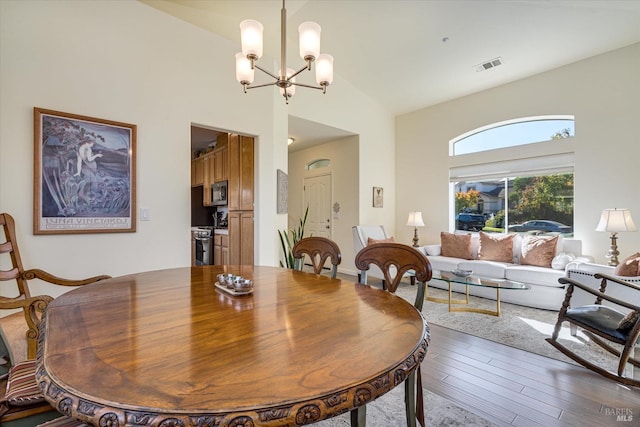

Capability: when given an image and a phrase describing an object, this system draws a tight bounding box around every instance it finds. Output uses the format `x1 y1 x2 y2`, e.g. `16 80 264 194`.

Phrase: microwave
211 181 228 206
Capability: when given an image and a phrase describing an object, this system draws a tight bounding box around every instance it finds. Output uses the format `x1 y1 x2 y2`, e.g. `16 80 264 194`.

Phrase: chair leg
350 406 366 427
570 322 577 336
404 372 417 427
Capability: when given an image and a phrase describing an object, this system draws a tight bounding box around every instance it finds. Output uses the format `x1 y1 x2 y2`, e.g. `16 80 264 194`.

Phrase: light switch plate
140 208 150 221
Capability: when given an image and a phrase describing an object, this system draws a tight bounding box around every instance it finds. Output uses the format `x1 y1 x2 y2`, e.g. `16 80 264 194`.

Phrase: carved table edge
36 311 430 426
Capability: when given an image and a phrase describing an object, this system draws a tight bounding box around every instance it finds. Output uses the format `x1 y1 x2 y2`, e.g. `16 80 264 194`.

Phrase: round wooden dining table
36 265 429 427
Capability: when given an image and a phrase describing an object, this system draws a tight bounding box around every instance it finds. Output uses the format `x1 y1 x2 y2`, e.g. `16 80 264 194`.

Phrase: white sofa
418 233 594 310
566 261 640 314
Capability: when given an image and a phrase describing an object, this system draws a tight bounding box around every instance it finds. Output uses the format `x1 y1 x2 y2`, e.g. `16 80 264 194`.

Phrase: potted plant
278 206 309 269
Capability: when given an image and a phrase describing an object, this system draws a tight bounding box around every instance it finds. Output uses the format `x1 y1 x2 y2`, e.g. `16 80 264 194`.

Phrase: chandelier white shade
240 20 264 58
235 0 333 103
596 208 637 232
298 21 321 59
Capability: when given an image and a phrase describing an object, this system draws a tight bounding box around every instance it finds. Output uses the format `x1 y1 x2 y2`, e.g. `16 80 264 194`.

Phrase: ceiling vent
474 57 503 72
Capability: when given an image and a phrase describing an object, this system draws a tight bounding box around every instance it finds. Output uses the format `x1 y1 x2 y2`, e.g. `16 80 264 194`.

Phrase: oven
192 227 213 266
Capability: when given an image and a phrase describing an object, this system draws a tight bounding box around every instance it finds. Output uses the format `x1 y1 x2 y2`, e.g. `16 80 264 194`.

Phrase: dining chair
546 273 640 387
0 212 111 426
353 242 432 427
291 236 342 279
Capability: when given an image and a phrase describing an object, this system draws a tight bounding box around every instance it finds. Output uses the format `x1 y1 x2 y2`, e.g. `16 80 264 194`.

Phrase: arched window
306 159 331 170
452 116 574 156
450 116 575 235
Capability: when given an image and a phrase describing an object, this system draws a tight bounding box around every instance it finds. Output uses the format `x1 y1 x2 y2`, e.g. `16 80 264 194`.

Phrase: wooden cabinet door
221 235 229 265
240 211 254 265
228 212 240 264
202 155 212 206
228 135 253 211
227 212 253 265
213 146 228 183
192 158 204 186
239 136 254 211
228 135 241 210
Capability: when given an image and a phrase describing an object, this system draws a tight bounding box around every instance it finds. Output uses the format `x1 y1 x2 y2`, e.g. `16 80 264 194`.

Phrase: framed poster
373 187 383 208
33 108 137 234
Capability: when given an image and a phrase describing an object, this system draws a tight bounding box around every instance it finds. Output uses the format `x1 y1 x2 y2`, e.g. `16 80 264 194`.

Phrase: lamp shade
315 54 334 86
298 21 321 60
235 52 254 84
596 208 638 232
406 212 425 227
240 19 263 58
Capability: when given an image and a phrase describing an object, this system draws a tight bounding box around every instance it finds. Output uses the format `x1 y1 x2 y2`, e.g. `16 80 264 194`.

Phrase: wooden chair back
1 212 111 425
354 242 432 310
353 242 431 426
547 273 640 387
292 237 342 279
0 212 111 360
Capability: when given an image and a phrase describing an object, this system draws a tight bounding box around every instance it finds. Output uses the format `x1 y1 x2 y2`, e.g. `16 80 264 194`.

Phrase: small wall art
373 187 383 208
277 169 288 214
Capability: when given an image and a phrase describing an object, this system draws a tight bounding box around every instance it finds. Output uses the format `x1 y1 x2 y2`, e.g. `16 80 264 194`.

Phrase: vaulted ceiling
143 0 640 149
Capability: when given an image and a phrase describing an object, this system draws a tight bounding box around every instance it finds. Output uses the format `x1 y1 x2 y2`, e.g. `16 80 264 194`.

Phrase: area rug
315 385 494 426
394 283 623 374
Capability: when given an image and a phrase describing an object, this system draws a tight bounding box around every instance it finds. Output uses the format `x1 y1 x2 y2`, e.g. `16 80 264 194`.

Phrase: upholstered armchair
352 225 392 283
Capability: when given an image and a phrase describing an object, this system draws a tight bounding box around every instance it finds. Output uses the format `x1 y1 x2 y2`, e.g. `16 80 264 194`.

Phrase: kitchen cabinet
228 211 253 265
228 135 254 211
202 155 213 206
213 145 228 183
191 158 204 187
214 233 229 265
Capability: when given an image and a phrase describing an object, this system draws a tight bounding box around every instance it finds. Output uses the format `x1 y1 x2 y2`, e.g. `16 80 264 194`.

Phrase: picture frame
277 169 288 214
373 186 383 208
33 107 137 234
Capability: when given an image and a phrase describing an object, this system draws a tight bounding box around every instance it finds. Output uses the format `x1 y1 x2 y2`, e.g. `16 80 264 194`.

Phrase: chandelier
235 0 334 104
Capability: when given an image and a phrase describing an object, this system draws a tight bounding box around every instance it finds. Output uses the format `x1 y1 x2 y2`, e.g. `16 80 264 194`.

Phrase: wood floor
423 324 640 426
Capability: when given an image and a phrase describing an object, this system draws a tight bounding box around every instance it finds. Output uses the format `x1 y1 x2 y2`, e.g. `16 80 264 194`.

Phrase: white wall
0 0 396 298
286 75 397 235
396 43 640 264
288 136 359 275
0 0 289 297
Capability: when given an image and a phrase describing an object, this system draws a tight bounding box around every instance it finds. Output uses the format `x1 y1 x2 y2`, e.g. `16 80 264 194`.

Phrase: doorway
303 173 332 238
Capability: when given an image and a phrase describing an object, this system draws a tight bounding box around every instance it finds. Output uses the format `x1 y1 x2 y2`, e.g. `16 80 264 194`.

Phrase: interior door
303 174 332 238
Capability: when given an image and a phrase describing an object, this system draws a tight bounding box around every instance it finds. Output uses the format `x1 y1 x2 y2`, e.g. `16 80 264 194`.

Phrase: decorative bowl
222 274 238 288
233 278 253 292
451 269 473 277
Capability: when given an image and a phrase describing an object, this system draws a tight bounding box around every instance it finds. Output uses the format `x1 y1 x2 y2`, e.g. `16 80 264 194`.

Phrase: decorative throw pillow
441 232 473 260
3 359 45 406
520 235 559 268
367 236 395 245
478 232 515 263
551 252 576 270
617 310 640 332
614 252 640 277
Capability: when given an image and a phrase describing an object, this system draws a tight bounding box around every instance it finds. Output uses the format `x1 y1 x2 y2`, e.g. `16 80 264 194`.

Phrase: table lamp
595 208 637 266
406 211 425 247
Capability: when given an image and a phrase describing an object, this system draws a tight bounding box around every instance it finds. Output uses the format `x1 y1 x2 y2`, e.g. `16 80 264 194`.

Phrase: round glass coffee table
426 270 529 316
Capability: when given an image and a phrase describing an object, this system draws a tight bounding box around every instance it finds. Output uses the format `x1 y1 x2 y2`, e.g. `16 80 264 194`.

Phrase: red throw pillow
441 232 473 260
478 232 515 263
520 235 559 268
615 252 640 277
367 236 395 245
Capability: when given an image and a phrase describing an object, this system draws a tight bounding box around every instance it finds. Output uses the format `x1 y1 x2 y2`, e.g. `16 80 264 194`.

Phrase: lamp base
412 227 419 248
604 232 620 267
